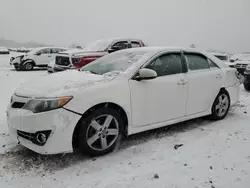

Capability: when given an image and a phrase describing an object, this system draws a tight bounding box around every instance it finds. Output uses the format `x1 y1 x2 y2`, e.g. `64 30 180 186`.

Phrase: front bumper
54 65 70 72
236 68 246 74
10 57 21 67
244 70 250 84
7 106 81 154
47 66 54 73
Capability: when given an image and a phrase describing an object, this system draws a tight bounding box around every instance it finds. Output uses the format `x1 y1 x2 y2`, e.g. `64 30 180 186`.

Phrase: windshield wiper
90 70 99 75
81 70 100 75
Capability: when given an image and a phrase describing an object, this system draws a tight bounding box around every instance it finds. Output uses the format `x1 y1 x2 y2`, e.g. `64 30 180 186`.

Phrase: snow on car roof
59 48 84 55
0 46 9 51
28 46 67 53
113 46 205 53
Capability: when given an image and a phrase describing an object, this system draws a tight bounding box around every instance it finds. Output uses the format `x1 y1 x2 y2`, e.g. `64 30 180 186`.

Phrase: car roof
117 46 207 53
30 46 67 52
100 37 143 42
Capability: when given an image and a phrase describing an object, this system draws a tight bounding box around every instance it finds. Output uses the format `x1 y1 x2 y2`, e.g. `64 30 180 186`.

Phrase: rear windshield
214 55 228 61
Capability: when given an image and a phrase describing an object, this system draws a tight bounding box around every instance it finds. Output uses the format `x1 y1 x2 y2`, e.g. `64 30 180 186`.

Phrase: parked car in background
235 54 250 74
230 53 244 62
207 50 230 61
207 50 237 68
48 48 83 72
52 38 146 72
212 52 230 62
10 47 67 71
17 47 30 53
7 47 240 156
0 47 10 54
243 64 250 91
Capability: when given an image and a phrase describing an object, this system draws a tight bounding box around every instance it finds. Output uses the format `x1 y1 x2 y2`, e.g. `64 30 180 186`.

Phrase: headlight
23 96 72 113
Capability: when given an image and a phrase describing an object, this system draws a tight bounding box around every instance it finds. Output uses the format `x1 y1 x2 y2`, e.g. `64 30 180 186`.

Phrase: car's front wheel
211 90 230 120
21 61 34 71
78 107 124 156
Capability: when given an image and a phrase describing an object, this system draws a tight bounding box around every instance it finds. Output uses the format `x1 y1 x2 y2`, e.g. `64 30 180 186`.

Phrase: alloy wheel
86 114 119 151
25 63 33 70
215 94 229 117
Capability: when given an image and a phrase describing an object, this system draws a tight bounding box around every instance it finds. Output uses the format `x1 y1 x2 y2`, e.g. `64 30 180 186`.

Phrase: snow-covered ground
0 54 250 188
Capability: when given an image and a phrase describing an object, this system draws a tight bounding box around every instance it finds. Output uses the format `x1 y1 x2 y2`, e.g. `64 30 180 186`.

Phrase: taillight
72 56 102 68
140 41 145 47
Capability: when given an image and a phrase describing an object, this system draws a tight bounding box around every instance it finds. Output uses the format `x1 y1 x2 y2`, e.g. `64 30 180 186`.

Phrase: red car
52 38 146 72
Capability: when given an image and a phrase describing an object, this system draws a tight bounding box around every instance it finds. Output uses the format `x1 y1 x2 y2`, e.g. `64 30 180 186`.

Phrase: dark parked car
243 64 250 91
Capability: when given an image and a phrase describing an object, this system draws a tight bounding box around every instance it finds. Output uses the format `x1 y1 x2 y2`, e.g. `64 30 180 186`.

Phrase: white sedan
7 47 240 156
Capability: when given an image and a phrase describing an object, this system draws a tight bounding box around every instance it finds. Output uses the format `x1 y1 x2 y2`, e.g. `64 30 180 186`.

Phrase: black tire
244 83 250 91
78 107 124 156
14 66 20 71
20 61 34 71
210 90 230 120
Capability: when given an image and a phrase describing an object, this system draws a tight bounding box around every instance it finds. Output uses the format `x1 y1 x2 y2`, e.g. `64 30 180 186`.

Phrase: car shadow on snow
8 68 48 72
0 112 238 175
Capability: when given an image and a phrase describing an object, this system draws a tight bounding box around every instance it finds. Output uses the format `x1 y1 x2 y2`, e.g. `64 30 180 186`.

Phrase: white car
10 47 67 71
7 47 240 156
235 54 250 74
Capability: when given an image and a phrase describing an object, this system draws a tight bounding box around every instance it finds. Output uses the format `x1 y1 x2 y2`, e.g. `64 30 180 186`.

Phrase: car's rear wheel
78 108 124 156
211 90 230 120
244 83 250 91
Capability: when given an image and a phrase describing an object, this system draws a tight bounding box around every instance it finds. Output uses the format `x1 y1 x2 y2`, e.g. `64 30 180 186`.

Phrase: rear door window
184 53 209 71
51 48 65 54
131 41 141 48
112 41 129 50
39 48 51 54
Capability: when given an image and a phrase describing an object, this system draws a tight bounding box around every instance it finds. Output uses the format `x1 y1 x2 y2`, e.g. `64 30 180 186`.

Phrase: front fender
21 59 35 65
63 80 132 126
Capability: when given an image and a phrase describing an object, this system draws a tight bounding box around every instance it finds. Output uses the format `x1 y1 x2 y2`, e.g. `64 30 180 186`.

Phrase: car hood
72 51 108 58
235 60 250 65
59 49 108 57
14 70 116 98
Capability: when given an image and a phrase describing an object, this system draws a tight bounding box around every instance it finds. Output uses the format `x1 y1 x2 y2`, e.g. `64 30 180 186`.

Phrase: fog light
32 130 51 146
36 133 47 144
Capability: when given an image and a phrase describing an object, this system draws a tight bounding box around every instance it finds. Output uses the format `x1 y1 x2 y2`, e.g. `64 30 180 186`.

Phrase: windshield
83 39 113 52
27 48 42 55
80 51 150 75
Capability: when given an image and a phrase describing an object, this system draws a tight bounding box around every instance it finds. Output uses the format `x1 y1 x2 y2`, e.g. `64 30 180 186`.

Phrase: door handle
177 79 187 85
48 55 51 57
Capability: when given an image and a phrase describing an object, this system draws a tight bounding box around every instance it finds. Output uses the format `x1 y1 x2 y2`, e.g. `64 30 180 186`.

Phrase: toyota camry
7 47 240 156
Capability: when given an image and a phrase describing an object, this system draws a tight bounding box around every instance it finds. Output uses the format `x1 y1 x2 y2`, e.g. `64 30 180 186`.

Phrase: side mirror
135 68 157 81
36 52 41 56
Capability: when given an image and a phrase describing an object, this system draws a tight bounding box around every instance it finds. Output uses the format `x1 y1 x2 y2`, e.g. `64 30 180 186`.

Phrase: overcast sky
0 0 249 52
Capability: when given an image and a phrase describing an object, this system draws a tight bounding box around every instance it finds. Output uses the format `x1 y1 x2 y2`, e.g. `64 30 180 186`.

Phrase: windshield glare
81 51 149 75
